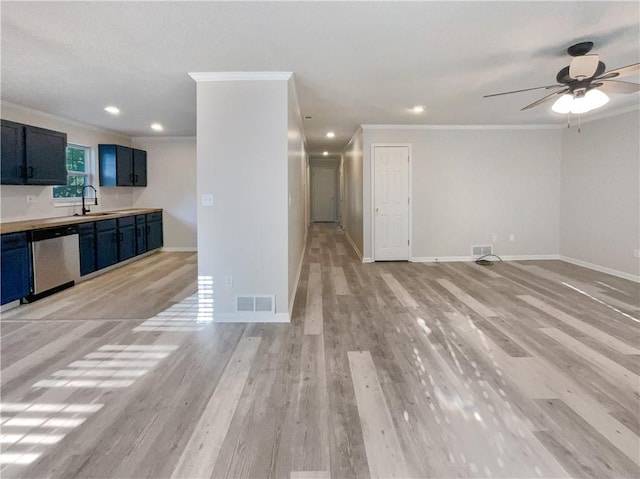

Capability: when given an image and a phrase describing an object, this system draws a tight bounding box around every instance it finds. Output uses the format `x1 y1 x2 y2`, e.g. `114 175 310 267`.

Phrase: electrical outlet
509 234 516 242
26 195 36 204
224 276 233 287
492 235 498 243
202 194 214 207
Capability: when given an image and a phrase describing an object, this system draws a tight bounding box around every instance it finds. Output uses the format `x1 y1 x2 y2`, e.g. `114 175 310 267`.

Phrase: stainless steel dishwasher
30 225 80 297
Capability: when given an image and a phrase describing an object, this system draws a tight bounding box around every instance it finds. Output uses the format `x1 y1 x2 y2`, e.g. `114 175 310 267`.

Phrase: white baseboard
344 230 364 262
411 254 560 263
289 230 308 316
161 247 197 252
560 256 640 283
363 257 374 263
213 312 290 323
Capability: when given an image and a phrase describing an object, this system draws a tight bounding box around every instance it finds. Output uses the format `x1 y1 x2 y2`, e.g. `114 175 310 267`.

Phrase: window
52 144 93 201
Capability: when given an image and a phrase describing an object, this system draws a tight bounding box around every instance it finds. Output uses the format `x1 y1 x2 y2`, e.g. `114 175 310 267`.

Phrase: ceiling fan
484 41 640 114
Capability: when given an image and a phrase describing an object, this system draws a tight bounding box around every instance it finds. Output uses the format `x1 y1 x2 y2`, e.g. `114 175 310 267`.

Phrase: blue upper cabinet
99 145 147 187
1 120 67 185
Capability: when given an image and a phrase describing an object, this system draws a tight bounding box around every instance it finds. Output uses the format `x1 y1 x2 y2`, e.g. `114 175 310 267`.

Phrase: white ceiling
2 1 639 154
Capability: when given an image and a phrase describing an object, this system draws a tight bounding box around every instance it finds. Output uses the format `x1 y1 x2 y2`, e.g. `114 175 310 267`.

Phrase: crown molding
361 123 563 130
188 72 293 82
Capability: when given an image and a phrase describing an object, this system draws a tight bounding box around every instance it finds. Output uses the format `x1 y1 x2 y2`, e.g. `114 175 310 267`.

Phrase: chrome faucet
82 185 98 215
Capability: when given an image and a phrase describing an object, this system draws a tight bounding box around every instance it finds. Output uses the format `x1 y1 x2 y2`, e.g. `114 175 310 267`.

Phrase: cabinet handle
119 232 124 242
18 165 25 179
134 174 138 184
27 166 34 178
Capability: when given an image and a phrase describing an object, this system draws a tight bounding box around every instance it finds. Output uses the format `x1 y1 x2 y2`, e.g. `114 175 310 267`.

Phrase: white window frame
53 143 95 205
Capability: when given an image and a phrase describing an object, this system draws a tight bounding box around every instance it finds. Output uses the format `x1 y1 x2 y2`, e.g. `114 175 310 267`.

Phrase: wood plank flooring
1 226 638 478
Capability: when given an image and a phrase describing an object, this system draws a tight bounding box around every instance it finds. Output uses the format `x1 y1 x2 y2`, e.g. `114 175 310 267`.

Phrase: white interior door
374 146 409 260
312 166 336 222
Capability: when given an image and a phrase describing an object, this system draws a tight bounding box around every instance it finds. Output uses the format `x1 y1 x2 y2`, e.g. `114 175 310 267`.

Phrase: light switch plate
202 194 214 206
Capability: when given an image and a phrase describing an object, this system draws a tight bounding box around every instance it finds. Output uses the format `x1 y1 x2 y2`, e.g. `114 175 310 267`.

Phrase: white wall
195 78 289 318
362 127 562 260
132 137 197 250
343 128 364 257
287 80 307 314
1 102 134 222
561 110 640 279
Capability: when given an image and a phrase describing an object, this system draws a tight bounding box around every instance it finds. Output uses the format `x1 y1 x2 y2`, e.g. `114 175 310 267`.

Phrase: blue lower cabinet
146 212 163 251
78 222 96 276
118 216 136 262
1 232 31 304
135 215 147 255
95 219 118 270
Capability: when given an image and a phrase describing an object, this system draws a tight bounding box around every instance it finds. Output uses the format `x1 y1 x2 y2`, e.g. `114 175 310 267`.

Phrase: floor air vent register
235 295 275 313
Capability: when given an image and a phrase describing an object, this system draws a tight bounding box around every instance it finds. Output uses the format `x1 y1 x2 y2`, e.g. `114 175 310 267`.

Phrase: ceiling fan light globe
584 89 610 109
551 94 574 114
570 95 593 114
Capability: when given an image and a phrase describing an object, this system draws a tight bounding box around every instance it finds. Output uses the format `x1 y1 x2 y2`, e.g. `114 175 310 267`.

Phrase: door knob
375 208 380 213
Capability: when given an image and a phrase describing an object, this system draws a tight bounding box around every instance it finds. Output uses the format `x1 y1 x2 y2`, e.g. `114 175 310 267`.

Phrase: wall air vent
471 245 493 257
235 295 275 313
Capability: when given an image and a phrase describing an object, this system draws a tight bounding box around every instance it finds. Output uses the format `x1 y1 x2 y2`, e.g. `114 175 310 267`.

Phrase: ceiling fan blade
598 80 640 94
521 88 569 111
596 63 640 80
569 54 599 79
483 84 563 98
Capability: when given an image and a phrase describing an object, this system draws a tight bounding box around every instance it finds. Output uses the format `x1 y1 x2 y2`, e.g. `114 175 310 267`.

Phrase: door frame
310 163 339 222
370 143 412 261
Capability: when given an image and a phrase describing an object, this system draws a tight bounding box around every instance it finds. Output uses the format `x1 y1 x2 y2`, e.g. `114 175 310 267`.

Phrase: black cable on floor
475 253 503 266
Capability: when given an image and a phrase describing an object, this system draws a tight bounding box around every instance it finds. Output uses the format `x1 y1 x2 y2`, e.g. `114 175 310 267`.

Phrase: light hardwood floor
1 224 639 478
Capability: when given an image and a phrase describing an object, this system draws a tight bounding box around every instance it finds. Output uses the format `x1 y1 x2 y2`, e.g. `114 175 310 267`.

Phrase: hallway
1 224 638 478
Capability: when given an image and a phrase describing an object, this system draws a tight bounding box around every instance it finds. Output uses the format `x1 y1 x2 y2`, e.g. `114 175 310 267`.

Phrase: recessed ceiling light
323 151 329 156
326 131 335 138
412 105 425 113
150 123 164 131
104 106 120 115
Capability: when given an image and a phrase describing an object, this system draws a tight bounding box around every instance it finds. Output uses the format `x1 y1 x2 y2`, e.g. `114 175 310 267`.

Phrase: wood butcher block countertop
0 208 163 234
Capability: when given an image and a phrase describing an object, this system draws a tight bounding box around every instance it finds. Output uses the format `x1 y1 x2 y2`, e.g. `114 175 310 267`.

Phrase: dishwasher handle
31 225 79 242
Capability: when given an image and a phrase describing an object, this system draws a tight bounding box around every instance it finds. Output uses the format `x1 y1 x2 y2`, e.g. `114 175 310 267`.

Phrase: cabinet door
1 233 31 305
79 228 97 276
1 120 25 185
24 126 67 185
132 149 147 186
136 223 147 255
115 146 134 186
96 229 118 270
118 224 136 262
146 220 163 251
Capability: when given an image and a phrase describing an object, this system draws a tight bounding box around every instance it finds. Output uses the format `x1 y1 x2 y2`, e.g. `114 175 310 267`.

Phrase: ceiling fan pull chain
578 114 582 133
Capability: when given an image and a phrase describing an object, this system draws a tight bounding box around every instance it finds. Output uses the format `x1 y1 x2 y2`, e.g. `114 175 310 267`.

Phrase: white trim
289 228 308 317
344 229 364 262
1 300 21 313
161 247 197 252
213 312 290 323
370 143 412 262
363 257 374 264
361 124 562 130
411 254 560 263
560 256 640 283
188 71 293 82
287 75 309 150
